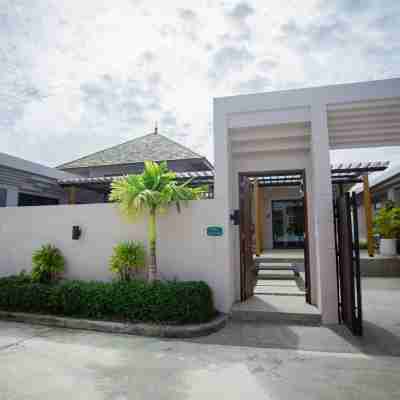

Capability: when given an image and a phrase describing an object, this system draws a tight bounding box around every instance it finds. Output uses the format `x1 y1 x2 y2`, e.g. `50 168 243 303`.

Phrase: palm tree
109 161 204 281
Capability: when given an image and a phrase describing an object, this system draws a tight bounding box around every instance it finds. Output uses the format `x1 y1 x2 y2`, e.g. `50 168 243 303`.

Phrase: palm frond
110 160 204 218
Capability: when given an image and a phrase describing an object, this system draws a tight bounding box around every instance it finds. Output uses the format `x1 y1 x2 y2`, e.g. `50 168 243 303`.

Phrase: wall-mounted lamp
230 209 240 225
72 225 82 240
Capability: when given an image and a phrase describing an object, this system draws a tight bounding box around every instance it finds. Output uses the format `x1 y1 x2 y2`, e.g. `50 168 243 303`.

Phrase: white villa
1 78 400 333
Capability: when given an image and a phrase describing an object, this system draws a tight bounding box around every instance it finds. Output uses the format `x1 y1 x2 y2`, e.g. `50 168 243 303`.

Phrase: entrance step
257 262 299 277
254 279 305 296
257 270 297 280
254 289 305 297
231 295 321 326
257 262 296 270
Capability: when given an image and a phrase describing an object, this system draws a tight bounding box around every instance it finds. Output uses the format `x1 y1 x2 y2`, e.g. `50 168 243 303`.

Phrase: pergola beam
363 175 375 257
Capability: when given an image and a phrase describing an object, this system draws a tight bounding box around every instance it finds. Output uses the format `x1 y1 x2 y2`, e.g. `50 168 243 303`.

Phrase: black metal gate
333 191 363 336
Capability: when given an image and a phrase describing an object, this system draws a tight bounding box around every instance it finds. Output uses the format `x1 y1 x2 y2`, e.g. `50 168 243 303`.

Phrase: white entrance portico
213 78 400 324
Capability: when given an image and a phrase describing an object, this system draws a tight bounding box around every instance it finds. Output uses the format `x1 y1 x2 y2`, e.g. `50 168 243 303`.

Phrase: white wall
0 201 230 312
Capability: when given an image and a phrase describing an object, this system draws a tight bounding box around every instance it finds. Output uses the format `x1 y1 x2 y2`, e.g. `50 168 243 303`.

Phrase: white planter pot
380 238 397 256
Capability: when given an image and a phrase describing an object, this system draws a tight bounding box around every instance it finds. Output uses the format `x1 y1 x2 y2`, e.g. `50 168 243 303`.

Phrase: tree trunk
148 209 158 281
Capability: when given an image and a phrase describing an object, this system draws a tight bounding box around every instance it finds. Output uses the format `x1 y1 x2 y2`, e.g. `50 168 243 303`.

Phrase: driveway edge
0 311 228 338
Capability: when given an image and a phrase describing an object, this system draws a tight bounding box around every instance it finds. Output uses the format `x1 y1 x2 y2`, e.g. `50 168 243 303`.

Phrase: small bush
109 241 146 281
0 277 215 324
374 204 400 239
31 244 65 283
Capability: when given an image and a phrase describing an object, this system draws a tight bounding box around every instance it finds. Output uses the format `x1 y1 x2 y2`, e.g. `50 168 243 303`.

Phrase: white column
213 99 235 311
305 168 318 305
310 102 338 324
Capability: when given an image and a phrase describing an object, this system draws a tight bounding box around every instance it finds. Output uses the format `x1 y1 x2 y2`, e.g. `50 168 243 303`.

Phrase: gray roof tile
59 133 205 169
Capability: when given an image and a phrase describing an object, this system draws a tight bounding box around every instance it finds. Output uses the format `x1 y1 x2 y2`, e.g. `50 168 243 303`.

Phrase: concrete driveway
0 278 399 399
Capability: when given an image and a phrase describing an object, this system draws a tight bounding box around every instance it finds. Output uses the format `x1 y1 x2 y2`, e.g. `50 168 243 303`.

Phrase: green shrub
31 244 65 283
109 241 146 281
0 277 215 324
374 204 400 239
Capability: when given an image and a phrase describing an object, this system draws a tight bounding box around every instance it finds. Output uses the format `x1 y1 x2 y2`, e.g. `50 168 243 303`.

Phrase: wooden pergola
247 161 389 257
252 161 389 187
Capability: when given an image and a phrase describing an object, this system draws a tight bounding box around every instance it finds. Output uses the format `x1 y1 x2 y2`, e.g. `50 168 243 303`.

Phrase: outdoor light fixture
72 225 82 240
230 209 240 225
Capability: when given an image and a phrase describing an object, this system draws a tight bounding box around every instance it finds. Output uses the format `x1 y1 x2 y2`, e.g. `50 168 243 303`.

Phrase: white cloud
1 0 400 166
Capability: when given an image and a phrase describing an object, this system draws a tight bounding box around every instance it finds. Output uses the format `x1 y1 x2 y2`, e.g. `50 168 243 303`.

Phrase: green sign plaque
207 226 223 237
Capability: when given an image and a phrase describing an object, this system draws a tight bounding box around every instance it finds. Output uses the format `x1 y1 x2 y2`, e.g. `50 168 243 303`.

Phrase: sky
1 0 400 168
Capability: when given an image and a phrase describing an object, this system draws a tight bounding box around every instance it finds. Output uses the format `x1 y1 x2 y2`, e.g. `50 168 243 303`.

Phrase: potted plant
374 203 400 256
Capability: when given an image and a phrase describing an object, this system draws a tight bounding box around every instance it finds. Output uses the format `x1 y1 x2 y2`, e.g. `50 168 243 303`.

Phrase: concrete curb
0 311 229 338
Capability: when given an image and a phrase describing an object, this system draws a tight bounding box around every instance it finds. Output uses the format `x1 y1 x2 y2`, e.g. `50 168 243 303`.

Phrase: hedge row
0 276 215 324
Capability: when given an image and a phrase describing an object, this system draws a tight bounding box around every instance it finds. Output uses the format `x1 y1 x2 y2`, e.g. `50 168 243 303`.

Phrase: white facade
213 78 400 324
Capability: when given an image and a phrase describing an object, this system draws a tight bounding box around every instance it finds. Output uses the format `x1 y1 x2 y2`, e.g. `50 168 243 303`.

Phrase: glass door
272 199 305 248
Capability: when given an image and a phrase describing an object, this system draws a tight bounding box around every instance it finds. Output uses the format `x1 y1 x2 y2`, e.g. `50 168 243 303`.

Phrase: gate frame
238 169 312 304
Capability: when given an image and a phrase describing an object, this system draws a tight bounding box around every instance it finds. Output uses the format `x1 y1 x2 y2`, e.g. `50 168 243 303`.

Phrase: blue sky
1 0 400 167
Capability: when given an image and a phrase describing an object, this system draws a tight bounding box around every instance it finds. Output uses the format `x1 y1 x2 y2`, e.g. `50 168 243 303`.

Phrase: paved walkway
195 278 400 357
1 320 399 399
0 278 399 399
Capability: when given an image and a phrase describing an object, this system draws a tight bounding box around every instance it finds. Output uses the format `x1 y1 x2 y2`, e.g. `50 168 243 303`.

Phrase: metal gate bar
334 191 363 336
351 193 363 335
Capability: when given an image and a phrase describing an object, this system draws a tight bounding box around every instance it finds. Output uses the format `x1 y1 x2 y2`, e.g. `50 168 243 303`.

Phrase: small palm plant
32 244 65 283
109 241 146 281
110 161 204 281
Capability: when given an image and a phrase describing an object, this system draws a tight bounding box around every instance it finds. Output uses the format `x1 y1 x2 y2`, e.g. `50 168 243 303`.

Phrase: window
18 193 59 206
0 188 6 207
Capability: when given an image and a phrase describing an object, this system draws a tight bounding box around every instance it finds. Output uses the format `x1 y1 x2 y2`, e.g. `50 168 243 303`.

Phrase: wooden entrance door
239 176 256 301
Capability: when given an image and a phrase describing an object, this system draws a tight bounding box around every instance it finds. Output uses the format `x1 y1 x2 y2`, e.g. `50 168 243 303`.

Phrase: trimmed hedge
0 276 215 324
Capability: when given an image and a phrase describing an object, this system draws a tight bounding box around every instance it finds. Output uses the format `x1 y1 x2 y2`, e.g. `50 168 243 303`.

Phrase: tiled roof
59 133 205 169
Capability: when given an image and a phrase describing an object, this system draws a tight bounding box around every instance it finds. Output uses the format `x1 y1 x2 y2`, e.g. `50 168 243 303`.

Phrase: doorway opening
238 170 313 314
272 199 305 249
